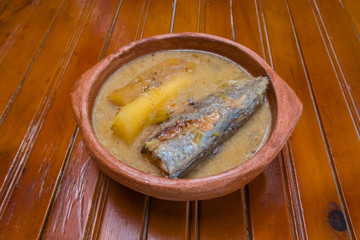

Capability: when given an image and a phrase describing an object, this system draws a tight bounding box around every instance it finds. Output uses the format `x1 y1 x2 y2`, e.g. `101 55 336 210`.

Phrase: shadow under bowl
71 32 302 201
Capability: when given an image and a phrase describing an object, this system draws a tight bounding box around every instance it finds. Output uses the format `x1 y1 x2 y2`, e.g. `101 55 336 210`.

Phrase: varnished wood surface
0 0 359 239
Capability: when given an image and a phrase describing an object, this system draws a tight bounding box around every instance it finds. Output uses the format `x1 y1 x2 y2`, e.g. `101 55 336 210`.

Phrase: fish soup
92 50 271 178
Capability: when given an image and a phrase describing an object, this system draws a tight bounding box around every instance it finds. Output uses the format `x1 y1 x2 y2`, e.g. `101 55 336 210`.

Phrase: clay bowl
71 33 302 201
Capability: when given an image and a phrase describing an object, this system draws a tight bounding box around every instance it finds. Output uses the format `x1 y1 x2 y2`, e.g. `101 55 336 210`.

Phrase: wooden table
1 0 359 239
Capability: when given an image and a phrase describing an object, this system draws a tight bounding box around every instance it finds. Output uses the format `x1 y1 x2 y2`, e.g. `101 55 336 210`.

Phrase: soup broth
92 50 271 178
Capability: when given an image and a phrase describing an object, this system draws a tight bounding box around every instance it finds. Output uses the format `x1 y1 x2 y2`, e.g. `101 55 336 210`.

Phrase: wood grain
172 0 198 33
198 191 247 239
96 181 146 240
341 0 360 35
0 0 119 238
42 136 102 239
232 0 263 56
248 159 293 239
96 0 176 237
0 0 359 238
43 0 149 237
204 0 232 39
0 0 47 49
260 0 356 238
0 0 92 209
233 1 296 238
198 1 248 238
0 0 65 117
146 199 188 239
44 0 154 238
309 0 360 235
94 0 184 239
102 0 147 57
141 0 174 38
286 0 360 237
312 0 360 131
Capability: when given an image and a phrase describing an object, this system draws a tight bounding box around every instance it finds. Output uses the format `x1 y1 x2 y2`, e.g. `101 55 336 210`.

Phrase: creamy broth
92 50 271 178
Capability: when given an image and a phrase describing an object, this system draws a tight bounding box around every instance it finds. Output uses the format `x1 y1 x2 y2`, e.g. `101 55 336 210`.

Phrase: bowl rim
71 32 302 200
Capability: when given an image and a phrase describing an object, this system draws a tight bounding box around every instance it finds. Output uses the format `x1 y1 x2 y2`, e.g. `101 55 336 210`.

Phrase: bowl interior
75 33 289 201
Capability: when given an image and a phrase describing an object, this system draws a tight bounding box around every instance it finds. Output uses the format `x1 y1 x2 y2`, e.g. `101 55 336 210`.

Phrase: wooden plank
0 0 92 209
102 0 147 57
93 1 191 238
0 0 359 239
204 0 232 39
96 181 146 240
0 0 40 47
44 0 175 238
187 201 198 240
0 0 10 15
0 0 119 238
260 0 356 238
233 0 295 238
260 0 345 239
147 199 188 240
341 0 360 35
194 1 247 239
313 0 360 129
139 2 187 237
76 0 177 238
308 0 360 235
0 0 65 117
42 136 103 239
141 0 174 38
232 0 264 57
248 159 294 239
172 0 198 33
289 1 360 235
91 0 152 238
198 191 246 239
8 0 125 238
43 0 150 237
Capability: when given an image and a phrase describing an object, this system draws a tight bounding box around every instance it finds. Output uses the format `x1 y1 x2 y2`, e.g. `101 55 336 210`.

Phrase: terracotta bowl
71 33 302 201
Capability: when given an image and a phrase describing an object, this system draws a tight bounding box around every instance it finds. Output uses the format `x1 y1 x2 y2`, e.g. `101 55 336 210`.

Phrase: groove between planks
40 0 121 232
281 145 307 240
311 0 360 138
306 0 357 237
266 0 356 238
41 0 124 238
11 0 358 236
0 0 67 123
254 0 307 238
39 128 79 240
0 0 96 219
64 0 155 238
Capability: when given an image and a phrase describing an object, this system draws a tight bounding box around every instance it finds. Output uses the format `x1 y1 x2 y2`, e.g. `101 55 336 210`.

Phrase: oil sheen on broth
92 50 271 178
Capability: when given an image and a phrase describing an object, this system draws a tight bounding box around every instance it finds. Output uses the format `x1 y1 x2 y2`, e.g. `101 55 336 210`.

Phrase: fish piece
142 76 269 178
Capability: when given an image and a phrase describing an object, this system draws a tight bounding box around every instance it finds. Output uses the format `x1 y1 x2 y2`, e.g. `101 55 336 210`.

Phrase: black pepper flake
188 98 195 105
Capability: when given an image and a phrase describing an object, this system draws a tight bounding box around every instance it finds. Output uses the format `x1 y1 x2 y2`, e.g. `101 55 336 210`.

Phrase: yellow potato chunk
149 108 172 125
107 81 146 106
111 73 192 144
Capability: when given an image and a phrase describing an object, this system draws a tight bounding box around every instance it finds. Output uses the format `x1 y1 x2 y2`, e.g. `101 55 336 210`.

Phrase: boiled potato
107 81 146 106
111 72 191 144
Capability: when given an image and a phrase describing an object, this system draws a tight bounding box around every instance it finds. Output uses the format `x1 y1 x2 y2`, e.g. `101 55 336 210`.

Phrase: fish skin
143 76 269 178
